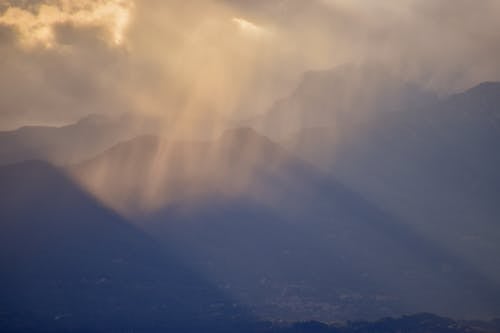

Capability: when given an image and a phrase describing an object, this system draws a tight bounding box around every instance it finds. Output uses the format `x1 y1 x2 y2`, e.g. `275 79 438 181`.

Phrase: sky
0 0 500 130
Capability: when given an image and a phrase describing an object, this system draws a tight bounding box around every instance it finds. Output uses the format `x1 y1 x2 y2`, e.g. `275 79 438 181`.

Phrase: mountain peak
473 81 500 89
466 81 500 95
75 113 110 126
457 81 500 96
449 81 500 113
220 127 269 143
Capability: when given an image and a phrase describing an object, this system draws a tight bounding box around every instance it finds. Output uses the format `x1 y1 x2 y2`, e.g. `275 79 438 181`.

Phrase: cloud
0 1 135 129
232 17 269 38
0 0 287 131
225 0 500 92
0 0 133 47
0 0 499 130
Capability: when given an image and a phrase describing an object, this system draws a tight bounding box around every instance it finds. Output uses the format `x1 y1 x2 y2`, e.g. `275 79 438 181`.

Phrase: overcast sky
0 0 499 130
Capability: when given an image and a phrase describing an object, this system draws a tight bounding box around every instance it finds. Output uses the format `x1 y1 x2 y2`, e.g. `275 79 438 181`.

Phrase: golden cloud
0 0 133 47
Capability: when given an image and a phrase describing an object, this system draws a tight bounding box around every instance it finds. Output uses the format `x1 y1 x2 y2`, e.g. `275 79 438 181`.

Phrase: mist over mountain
65 128 500 322
2 74 500 330
1 71 500 331
281 78 500 284
1 1 500 331
0 113 162 166
247 64 438 140
0 160 250 332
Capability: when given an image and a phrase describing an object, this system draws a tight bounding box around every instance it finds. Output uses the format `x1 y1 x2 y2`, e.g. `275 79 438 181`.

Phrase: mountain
282 81 500 295
70 128 306 215
0 113 160 166
0 160 249 332
267 313 500 333
246 63 437 140
69 129 500 321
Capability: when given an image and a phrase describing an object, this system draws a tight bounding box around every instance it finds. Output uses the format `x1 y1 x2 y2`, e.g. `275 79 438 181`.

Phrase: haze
1 0 499 130
1 1 500 332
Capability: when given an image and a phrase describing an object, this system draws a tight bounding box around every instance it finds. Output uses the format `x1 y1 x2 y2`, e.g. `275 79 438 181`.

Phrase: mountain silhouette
0 113 160 166
282 80 500 304
246 64 437 140
0 160 249 332
70 129 500 321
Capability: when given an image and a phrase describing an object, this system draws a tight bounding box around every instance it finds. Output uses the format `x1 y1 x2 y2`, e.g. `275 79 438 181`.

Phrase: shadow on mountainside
0 160 253 332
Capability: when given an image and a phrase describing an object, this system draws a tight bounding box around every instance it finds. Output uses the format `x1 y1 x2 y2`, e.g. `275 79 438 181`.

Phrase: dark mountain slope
283 81 500 297
0 160 248 332
330 81 500 274
72 129 500 321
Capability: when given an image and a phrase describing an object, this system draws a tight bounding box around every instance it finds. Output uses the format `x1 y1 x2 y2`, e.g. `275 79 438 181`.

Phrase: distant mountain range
267 313 500 333
246 64 438 140
0 113 162 166
68 126 500 320
282 79 500 289
1 65 500 331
